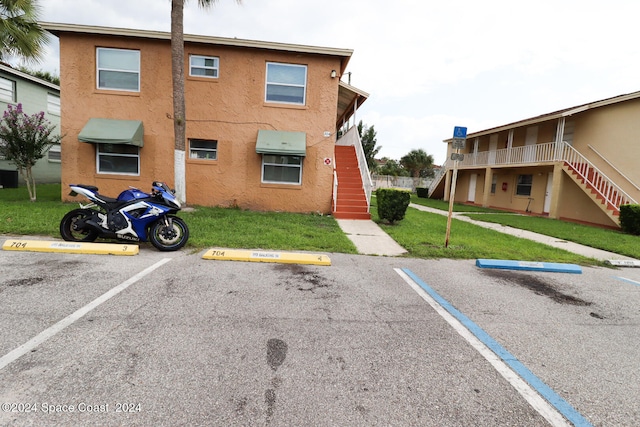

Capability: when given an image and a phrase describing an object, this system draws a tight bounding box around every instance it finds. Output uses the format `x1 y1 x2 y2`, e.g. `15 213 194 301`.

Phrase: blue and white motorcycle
60 181 189 251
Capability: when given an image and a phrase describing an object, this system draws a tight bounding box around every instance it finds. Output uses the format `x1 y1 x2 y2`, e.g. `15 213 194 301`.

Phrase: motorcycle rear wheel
60 209 99 242
149 216 189 251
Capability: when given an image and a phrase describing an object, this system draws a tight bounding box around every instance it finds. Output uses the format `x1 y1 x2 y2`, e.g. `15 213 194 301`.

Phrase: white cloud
38 0 640 165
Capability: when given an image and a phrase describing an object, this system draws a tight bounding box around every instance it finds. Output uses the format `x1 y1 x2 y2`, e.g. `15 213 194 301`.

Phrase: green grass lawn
0 184 358 253
462 213 640 260
181 207 357 252
371 205 603 265
407 195 640 260
410 195 506 213
0 183 635 263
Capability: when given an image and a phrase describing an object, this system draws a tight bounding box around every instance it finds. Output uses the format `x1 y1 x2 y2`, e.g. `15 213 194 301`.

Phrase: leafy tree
17 66 59 85
400 148 434 178
171 0 240 203
377 157 409 177
357 120 381 171
0 0 48 63
0 103 61 201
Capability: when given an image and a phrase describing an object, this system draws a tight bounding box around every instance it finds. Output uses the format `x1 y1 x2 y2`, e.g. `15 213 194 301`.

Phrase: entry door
543 172 553 213
468 174 477 203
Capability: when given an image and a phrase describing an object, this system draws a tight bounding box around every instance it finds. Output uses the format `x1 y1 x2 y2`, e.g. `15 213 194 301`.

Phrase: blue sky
36 0 640 164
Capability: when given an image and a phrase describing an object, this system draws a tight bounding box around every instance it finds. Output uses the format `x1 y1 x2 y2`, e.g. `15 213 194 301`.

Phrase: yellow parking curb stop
202 248 331 266
2 239 139 255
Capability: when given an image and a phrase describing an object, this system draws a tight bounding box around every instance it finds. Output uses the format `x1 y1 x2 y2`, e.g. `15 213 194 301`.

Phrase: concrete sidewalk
336 219 407 256
337 204 636 261
410 204 635 261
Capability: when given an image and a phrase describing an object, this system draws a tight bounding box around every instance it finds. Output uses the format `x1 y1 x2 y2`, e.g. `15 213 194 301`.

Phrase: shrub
416 187 428 198
619 204 640 235
376 188 411 224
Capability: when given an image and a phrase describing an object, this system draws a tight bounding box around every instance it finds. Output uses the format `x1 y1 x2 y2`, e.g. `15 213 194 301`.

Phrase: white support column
554 117 565 160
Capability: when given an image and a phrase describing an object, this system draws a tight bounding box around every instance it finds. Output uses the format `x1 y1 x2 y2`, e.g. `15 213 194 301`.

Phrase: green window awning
256 130 306 156
78 118 144 147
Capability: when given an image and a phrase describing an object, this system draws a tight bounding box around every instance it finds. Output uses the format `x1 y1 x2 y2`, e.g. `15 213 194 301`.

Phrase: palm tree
170 0 240 203
400 149 434 178
0 0 47 63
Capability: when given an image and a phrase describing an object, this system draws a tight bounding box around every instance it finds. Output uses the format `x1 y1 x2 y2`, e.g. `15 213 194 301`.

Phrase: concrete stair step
333 211 371 220
334 145 369 219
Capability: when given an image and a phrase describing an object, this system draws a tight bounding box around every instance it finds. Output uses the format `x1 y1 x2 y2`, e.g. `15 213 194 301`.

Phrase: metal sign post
445 127 466 248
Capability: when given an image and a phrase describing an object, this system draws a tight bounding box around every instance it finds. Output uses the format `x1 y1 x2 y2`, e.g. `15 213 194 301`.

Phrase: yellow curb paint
2 239 139 256
202 248 331 266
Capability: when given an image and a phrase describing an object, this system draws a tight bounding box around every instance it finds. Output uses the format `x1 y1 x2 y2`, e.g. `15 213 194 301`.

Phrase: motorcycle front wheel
149 216 189 251
60 209 99 242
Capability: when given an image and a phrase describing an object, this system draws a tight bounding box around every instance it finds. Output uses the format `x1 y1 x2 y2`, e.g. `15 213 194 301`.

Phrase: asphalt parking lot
1 244 639 426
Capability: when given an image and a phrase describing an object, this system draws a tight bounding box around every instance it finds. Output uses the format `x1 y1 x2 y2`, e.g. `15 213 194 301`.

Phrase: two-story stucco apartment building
429 92 640 228
43 22 371 219
0 63 61 187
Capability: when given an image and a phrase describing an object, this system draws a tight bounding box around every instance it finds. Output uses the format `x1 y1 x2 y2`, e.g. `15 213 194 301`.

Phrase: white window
265 62 307 105
48 144 61 162
0 77 15 102
261 154 302 184
97 144 139 175
47 93 60 115
190 55 219 78
189 139 217 160
97 48 140 92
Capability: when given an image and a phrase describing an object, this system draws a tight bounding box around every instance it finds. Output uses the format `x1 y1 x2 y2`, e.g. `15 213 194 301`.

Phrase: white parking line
395 268 592 427
0 258 172 371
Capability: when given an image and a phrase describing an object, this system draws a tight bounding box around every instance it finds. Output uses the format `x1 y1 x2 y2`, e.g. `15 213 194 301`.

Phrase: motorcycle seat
75 184 99 192
98 194 120 204
73 184 120 204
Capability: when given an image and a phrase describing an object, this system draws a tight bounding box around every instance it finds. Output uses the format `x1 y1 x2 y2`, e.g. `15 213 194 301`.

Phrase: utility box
0 169 19 188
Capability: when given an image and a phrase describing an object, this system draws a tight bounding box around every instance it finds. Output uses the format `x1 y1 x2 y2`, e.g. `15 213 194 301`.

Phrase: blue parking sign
453 126 467 138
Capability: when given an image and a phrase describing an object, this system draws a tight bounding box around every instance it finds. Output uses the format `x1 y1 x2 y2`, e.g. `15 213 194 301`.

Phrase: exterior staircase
333 145 370 219
427 141 637 226
562 162 625 224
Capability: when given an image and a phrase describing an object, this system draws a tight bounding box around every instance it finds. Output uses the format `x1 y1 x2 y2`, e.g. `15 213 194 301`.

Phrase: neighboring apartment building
0 63 61 187
429 91 640 228
43 22 371 218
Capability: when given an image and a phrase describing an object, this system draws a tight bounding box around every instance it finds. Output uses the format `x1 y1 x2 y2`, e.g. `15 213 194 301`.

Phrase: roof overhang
443 90 640 142
0 63 59 91
41 22 353 74
337 81 369 127
78 118 144 147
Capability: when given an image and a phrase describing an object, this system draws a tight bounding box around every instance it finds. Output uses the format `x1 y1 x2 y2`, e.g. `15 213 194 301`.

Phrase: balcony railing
457 141 559 167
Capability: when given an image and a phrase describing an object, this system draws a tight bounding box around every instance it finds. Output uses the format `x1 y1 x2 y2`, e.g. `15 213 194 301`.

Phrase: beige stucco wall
442 97 640 228
570 100 640 203
454 168 553 214
59 33 342 213
556 173 616 226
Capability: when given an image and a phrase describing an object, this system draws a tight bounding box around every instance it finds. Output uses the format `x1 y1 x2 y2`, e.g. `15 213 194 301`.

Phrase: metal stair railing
427 160 449 196
560 143 637 212
336 126 373 210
